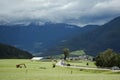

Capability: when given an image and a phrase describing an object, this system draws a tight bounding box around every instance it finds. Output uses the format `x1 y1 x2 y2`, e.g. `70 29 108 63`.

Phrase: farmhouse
31 57 43 61
69 55 93 61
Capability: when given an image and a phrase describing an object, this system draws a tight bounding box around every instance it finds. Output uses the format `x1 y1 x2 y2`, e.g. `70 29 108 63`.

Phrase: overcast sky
0 0 120 26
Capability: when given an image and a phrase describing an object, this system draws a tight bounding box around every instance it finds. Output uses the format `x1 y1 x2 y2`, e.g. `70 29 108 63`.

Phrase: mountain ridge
0 22 84 56
0 43 33 59
0 16 120 56
60 16 120 56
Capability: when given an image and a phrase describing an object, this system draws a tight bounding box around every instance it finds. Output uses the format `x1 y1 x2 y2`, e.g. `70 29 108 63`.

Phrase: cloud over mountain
0 0 120 26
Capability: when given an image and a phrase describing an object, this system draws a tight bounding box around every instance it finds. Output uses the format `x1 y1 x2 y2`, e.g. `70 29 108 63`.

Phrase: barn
31 57 43 61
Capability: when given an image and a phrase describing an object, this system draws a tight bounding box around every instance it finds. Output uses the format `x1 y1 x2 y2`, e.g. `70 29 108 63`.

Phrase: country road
56 60 114 71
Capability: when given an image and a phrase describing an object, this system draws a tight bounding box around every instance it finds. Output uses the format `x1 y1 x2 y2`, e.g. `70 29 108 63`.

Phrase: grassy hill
70 50 85 56
0 43 33 59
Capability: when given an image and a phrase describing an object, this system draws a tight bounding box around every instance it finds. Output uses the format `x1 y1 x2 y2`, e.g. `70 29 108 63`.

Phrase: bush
67 64 71 66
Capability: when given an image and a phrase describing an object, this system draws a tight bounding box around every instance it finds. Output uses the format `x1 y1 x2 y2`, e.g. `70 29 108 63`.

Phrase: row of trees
95 49 120 68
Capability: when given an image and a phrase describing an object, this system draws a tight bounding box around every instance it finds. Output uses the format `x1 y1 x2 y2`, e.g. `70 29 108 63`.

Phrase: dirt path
56 60 110 71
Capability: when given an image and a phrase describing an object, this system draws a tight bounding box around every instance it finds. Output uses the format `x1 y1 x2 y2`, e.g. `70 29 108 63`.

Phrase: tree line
62 48 120 68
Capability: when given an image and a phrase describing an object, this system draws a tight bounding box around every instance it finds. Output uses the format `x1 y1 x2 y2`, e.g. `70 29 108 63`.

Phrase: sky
0 0 120 26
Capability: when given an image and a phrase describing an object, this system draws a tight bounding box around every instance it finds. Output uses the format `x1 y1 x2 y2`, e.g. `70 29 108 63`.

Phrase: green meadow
0 59 120 80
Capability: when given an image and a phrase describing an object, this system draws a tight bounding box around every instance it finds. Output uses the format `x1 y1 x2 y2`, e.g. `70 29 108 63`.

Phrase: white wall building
31 57 43 61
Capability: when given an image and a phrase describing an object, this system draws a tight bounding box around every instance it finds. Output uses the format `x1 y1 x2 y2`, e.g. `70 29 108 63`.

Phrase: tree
63 48 70 60
95 49 120 67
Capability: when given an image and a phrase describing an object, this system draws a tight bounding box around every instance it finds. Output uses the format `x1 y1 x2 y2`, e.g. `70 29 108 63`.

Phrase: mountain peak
103 16 120 26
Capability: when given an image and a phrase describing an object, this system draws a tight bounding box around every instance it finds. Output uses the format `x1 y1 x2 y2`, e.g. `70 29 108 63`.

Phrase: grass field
0 59 120 80
67 60 96 67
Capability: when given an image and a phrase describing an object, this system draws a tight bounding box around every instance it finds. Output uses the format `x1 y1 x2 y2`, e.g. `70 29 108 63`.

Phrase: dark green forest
0 43 33 59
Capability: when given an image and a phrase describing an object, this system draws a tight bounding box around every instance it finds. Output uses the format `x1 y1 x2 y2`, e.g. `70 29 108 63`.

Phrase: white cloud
0 0 120 26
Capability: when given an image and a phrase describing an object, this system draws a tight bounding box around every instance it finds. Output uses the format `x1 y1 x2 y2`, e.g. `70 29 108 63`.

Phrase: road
56 60 111 71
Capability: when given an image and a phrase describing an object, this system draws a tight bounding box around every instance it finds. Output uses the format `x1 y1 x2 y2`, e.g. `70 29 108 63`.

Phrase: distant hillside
60 16 120 56
0 43 33 59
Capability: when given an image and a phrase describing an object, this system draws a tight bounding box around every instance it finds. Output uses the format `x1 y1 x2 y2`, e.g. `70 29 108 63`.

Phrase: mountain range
61 16 120 56
0 16 120 56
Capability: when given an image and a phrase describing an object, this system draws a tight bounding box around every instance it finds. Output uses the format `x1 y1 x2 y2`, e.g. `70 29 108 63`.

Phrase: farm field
0 59 120 80
68 60 96 67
